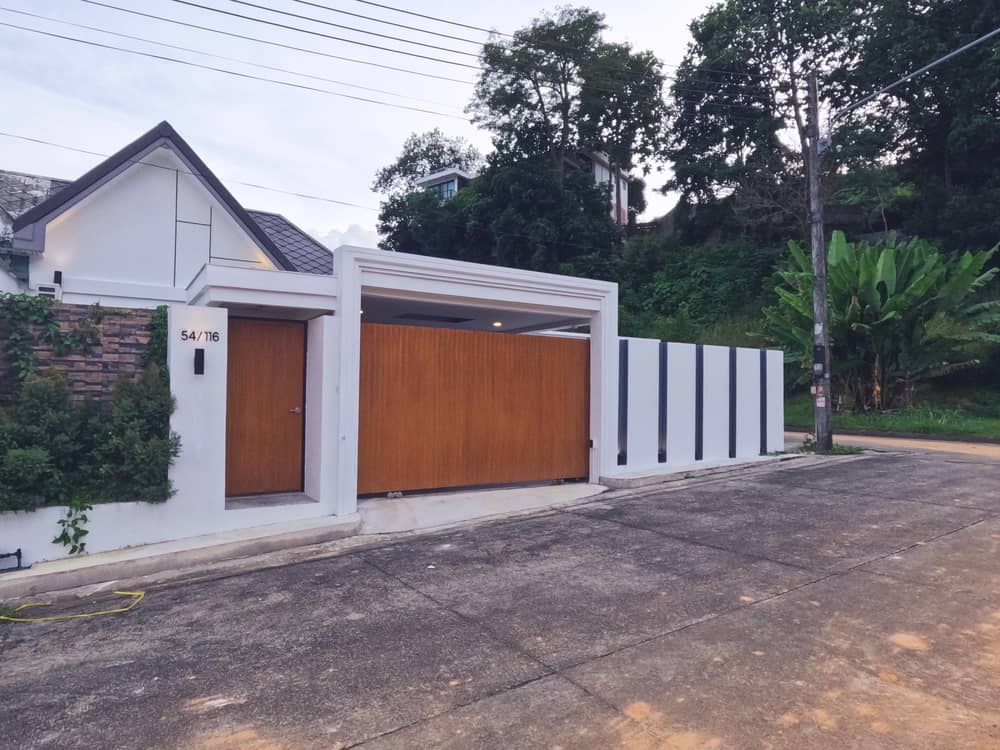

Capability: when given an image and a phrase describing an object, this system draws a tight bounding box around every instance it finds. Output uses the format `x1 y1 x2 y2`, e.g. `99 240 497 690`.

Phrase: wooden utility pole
806 72 833 451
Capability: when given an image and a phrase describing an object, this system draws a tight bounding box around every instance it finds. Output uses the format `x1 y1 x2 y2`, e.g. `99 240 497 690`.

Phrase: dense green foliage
766 231 999 409
616 235 777 344
0 368 180 514
0 304 180 526
379 160 621 274
667 0 1000 250
828 1 1000 250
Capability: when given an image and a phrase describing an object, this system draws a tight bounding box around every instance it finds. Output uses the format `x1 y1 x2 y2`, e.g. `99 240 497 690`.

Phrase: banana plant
764 231 999 410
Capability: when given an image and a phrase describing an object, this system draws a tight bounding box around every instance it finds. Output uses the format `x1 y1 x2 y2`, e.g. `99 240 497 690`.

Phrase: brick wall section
0 303 154 402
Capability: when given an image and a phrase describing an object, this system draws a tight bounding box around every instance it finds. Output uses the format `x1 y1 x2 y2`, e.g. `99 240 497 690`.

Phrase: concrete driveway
3 451 999 749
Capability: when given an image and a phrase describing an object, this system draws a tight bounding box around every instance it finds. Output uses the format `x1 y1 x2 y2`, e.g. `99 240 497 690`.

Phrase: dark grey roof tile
246 210 334 275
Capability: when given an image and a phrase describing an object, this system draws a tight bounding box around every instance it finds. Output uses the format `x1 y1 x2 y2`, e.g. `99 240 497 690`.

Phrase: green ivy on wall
0 293 103 380
0 298 180 555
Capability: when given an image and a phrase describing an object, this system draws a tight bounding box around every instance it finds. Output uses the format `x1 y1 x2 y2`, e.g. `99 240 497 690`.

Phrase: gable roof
0 166 335 276
0 170 71 226
11 121 297 271
246 210 333 275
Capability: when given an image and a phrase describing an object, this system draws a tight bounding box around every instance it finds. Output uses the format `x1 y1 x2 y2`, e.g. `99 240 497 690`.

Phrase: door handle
289 407 302 414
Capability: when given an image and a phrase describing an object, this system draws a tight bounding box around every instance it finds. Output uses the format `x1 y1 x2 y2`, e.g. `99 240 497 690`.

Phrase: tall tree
827 0 1000 249
665 0 854 238
470 7 668 191
371 129 483 197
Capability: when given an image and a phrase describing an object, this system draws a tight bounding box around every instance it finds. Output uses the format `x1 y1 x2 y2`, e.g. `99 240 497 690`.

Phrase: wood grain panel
226 318 306 496
358 323 589 495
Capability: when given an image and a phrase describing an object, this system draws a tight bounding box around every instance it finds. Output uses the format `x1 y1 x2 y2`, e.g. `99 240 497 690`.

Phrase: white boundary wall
614 338 784 473
0 306 344 563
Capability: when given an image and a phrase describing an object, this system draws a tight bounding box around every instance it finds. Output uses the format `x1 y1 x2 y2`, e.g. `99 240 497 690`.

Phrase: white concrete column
623 337 661 470
735 347 762 457
665 342 697 465
333 262 362 515
766 349 785 452
590 287 619 480
702 345 731 462
167 304 228 519
304 315 340 513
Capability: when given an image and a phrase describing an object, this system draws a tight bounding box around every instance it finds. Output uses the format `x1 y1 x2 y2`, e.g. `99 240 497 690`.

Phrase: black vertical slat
617 339 629 465
657 341 668 463
694 344 704 461
760 349 768 455
729 347 737 459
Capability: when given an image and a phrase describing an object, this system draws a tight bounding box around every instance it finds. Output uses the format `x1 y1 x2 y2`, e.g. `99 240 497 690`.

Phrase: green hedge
0 305 180 513
0 367 180 512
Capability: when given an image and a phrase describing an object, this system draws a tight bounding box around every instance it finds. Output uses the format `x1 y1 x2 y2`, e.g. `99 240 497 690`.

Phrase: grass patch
785 390 1000 440
791 435 864 455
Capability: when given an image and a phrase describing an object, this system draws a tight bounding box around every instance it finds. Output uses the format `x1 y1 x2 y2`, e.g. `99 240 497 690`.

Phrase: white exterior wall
0 270 20 293
29 146 274 307
612 339 784 475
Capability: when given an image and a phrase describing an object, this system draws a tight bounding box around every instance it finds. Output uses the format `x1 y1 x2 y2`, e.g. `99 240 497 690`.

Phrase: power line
0 6 462 110
352 0 508 37
0 129 380 211
0 21 468 119
218 0 480 57
73 0 761 103
287 0 486 46
30 4 767 123
352 0 770 82
830 23 1000 124
163 0 480 68
80 0 474 84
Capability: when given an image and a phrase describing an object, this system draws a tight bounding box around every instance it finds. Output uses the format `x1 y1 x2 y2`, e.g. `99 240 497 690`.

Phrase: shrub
0 361 180 513
87 364 179 503
765 231 1000 410
0 447 54 512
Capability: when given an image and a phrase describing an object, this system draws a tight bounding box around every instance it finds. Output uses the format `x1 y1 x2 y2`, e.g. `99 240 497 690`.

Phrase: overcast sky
0 0 714 248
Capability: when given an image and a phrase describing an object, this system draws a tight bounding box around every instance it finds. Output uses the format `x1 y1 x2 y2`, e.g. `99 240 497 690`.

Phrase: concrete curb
600 454 805 489
0 515 361 601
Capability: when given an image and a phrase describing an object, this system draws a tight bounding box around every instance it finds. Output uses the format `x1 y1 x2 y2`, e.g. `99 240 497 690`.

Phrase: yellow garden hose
0 590 144 623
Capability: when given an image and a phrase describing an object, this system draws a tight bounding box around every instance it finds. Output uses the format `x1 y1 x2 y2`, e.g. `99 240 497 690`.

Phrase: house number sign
179 330 222 343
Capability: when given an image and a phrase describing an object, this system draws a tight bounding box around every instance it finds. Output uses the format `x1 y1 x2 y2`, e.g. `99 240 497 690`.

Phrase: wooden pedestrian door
225 318 306 497
358 323 590 495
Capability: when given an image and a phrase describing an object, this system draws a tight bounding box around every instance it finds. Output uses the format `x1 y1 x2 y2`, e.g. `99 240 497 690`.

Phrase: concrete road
3 451 1000 749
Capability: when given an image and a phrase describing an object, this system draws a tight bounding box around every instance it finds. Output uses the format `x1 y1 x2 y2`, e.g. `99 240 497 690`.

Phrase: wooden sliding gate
358 323 590 495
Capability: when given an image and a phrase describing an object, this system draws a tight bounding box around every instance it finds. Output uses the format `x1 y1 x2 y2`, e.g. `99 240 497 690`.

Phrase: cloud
317 224 379 250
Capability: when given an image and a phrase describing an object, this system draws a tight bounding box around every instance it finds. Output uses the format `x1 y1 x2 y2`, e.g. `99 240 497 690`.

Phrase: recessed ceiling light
492 321 503 328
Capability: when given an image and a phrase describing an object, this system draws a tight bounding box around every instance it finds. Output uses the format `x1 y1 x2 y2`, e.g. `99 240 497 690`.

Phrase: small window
427 180 457 200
